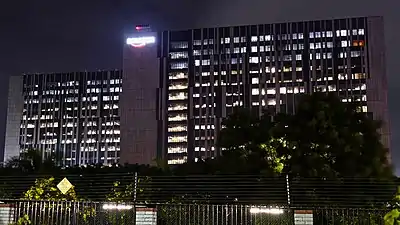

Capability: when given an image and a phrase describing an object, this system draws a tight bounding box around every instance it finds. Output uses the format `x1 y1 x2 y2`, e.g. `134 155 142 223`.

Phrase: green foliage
385 187 400 224
9 214 31 225
106 181 135 202
274 93 392 178
216 92 392 178
22 177 77 201
6 149 57 173
106 176 151 202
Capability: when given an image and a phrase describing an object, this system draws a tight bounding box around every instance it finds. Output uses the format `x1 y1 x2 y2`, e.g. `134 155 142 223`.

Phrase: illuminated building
3 70 122 165
122 17 390 165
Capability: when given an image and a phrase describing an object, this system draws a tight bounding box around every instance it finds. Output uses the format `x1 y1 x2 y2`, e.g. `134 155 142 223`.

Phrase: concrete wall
3 75 23 163
120 32 160 165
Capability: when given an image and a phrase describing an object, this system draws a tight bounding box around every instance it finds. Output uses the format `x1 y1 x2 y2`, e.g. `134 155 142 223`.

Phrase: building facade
122 16 390 165
3 70 122 165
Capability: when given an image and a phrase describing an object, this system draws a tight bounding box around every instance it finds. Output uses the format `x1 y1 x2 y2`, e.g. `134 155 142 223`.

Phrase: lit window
168 157 187 165
351 51 361 57
171 62 188 69
267 89 276 95
251 36 258 42
168 147 187 154
252 88 260 95
326 31 333 37
168 125 187 132
358 29 365 35
251 46 258 52
171 52 188 59
168 136 187 143
341 41 348 47
193 40 202 45
252 78 259 84
168 92 187 101
249 57 259 63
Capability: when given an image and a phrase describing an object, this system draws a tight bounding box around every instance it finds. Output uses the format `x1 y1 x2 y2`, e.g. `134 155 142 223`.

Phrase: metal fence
0 200 391 225
0 174 396 207
0 174 396 224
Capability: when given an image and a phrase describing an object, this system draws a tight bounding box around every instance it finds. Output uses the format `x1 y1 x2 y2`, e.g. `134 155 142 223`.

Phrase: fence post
286 174 291 206
133 172 138 225
134 172 138 202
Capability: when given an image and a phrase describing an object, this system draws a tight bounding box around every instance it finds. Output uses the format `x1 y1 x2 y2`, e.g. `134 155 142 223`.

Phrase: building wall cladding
160 16 389 164
16 71 122 166
121 32 160 165
3 75 24 163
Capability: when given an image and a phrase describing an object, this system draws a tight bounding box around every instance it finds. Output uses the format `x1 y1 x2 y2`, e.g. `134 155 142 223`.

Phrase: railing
0 174 396 224
0 174 396 207
0 200 389 225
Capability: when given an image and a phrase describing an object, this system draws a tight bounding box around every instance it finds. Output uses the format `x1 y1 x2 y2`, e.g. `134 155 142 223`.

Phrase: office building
3 70 122 165
122 17 390 165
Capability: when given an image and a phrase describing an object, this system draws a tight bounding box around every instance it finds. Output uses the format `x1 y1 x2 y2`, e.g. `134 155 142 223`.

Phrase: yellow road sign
57 178 73 195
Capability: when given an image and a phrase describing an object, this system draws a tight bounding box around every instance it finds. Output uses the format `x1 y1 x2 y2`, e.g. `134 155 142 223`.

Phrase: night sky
1 0 399 173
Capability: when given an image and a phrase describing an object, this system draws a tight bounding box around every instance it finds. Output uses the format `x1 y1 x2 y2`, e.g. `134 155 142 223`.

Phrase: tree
215 92 395 207
5 149 57 173
273 93 392 178
216 108 284 175
19 177 95 225
22 177 77 201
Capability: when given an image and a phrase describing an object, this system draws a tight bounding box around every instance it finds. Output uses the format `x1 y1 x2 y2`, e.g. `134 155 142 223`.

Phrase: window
171 52 188 59
171 42 188 49
193 40 202 45
252 88 259 95
251 36 258 42
341 41 348 47
252 78 259 84
251 46 258 52
326 31 333 37
249 57 259 63
351 51 361 57
171 62 188 69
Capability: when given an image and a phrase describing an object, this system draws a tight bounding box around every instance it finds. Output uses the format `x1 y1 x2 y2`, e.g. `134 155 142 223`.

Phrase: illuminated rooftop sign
126 36 156 47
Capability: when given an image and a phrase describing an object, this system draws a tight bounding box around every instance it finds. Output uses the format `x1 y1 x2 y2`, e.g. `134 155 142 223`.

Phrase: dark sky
1 0 399 173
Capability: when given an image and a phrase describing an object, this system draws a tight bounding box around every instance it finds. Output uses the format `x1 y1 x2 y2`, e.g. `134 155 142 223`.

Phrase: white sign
126 36 156 47
294 210 313 225
135 208 157 225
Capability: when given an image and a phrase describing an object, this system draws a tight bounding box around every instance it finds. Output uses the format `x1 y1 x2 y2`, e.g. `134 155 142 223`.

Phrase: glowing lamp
126 36 156 47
